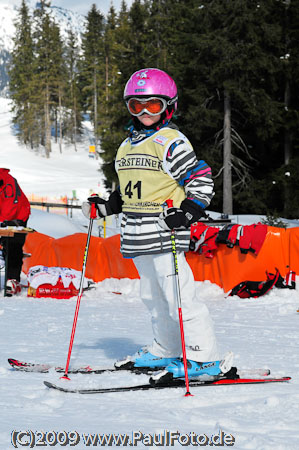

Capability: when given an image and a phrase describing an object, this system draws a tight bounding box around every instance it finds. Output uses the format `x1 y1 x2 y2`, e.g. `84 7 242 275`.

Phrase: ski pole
166 199 193 397
61 202 97 380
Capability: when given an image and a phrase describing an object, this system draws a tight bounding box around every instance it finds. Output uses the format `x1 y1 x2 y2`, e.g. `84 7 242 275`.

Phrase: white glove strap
82 202 92 219
157 209 171 230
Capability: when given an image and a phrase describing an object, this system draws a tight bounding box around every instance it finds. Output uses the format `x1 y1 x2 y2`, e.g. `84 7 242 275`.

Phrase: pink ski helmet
124 68 178 112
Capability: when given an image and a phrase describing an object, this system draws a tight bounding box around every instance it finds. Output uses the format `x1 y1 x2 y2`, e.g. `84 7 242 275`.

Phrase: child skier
83 68 232 379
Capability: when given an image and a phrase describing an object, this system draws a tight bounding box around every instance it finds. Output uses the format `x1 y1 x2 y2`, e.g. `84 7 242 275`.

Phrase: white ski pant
133 251 219 362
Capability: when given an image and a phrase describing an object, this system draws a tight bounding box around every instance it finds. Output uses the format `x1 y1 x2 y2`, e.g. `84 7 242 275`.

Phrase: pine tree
63 28 83 151
145 0 174 69
49 20 66 153
103 5 117 106
276 0 299 217
113 0 135 83
9 0 36 147
280 0 298 165
97 0 147 187
126 0 150 69
80 3 106 159
33 0 51 156
97 4 125 186
33 0 65 157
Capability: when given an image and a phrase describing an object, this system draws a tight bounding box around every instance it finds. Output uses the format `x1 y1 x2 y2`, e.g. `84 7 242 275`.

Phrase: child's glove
82 191 123 219
158 206 189 230
158 198 205 231
82 195 110 219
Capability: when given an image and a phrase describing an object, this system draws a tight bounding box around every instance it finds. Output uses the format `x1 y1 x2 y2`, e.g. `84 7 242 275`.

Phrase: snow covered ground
1 97 299 449
1 280 299 449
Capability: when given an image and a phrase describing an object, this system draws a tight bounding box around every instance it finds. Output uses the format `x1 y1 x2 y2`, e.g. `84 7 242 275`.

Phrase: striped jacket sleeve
164 139 214 209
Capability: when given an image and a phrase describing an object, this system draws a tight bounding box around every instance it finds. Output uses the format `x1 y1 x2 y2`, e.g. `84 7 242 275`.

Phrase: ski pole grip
88 193 98 219
90 203 97 220
166 199 173 208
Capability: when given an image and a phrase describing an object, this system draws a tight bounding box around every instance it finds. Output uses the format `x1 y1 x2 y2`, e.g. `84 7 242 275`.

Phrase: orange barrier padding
23 232 139 282
52 234 103 278
52 233 139 281
23 226 297 292
99 235 140 279
22 232 56 270
186 252 223 288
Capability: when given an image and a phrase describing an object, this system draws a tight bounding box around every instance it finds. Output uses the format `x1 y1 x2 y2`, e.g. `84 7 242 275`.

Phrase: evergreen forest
9 0 299 217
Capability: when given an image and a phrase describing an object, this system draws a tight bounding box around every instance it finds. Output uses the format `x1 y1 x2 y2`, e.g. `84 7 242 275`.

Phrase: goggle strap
167 95 178 106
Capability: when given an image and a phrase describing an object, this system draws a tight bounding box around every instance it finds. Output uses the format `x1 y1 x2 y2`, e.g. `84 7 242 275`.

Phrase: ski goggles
126 97 168 117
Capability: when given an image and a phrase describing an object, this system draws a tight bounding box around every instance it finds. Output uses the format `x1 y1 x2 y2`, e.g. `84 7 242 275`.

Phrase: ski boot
114 348 175 373
6 279 22 297
150 351 235 385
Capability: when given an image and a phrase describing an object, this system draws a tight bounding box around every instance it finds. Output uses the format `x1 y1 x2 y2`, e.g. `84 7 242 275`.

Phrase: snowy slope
0 97 109 237
0 94 299 449
0 98 106 201
1 280 299 449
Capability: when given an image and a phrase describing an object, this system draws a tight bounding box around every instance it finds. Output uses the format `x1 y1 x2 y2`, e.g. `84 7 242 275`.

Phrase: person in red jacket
0 168 31 296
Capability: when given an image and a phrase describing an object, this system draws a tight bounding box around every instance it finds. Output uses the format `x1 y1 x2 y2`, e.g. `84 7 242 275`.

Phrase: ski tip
8 358 23 368
44 380 79 394
8 358 18 365
44 381 63 391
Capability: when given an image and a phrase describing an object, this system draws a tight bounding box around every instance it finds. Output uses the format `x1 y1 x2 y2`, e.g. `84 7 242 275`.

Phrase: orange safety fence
22 226 299 293
27 194 69 215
